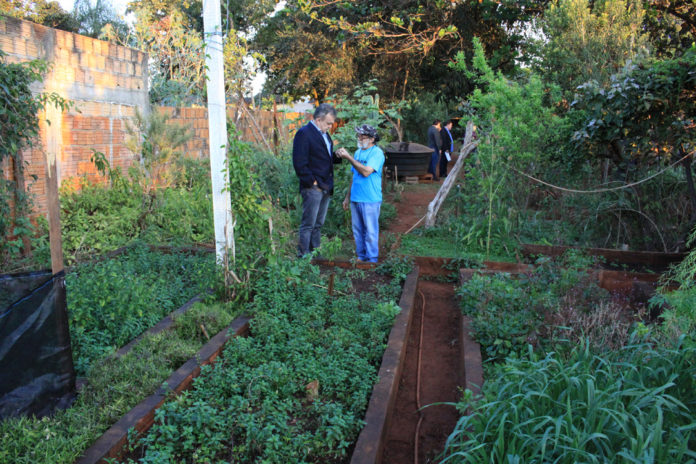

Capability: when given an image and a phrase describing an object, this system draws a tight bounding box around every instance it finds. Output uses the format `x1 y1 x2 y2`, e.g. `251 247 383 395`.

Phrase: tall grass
441 341 696 463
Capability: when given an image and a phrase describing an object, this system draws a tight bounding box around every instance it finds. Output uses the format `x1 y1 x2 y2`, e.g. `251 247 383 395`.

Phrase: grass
0 301 240 464
441 340 696 463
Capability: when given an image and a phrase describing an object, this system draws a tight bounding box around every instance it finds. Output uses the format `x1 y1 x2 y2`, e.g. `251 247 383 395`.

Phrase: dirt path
382 279 461 464
383 183 440 235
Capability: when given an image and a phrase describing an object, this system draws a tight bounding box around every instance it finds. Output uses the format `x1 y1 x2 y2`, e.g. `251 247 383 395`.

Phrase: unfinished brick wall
160 106 310 159
0 16 148 215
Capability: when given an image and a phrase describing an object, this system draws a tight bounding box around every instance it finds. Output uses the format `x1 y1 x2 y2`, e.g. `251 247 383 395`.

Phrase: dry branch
425 121 479 228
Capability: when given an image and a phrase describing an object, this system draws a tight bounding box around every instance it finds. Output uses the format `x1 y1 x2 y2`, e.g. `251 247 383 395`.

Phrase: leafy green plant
441 340 696 463
124 109 193 193
66 245 217 375
122 258 402 463
0 300 239 464
449 38 569 258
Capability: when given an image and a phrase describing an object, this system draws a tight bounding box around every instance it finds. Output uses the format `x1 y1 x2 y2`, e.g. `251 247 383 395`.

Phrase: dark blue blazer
292 122 342 193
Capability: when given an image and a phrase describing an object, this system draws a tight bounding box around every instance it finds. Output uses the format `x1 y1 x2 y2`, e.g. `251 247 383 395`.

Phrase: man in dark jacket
292 103 346 257
440 119 454 178
427 119 442 180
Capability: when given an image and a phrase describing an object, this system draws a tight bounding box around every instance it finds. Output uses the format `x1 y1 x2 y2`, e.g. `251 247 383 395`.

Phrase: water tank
383 142 433 177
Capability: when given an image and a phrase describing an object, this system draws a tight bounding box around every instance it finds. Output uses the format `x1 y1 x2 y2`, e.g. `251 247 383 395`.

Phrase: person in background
340 124 385 263
440 119 454 178
292 103 348 258
427 119 442 180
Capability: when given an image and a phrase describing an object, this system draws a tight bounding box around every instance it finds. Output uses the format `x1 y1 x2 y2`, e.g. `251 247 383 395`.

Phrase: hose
414 288 426 464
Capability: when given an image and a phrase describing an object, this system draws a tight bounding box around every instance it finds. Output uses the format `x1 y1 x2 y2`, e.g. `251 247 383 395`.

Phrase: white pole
203 0 234 263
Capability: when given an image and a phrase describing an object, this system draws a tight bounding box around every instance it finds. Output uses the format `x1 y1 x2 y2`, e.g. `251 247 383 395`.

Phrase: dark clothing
298 186 331 256
440 127 454 177
427 125 442 179
427 125 442 153
292 121 341 257
292 122 341 193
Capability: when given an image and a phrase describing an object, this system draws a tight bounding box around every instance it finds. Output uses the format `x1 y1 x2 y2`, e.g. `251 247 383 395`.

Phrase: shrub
66 245 217 375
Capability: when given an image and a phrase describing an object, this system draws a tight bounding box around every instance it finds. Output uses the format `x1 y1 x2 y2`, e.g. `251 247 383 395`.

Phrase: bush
66 245 217 375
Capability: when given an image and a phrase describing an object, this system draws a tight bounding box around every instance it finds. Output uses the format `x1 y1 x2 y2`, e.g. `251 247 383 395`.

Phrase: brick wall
160 106 311 159
0 16 312 219
0 16 148 215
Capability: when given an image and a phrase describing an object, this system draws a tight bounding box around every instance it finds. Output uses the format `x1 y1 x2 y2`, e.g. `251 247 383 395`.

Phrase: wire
512 150 695 194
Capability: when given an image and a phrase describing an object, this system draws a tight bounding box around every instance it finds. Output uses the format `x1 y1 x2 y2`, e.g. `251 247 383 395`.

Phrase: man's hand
342 197 350 210
337 147 351 159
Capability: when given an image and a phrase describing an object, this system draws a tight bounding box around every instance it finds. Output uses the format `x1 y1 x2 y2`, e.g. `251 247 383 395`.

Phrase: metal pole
203 0 234 263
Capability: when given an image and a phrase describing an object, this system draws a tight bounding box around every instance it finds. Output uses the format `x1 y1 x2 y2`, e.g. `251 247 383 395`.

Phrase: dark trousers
298 186 330 257
439 150 449 177
428 149 439 179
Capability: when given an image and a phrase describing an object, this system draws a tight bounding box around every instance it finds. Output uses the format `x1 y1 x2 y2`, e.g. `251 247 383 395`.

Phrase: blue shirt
350 145 385 203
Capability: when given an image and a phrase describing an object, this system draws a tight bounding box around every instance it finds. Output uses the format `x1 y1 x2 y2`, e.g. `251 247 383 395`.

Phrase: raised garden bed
106 259 410 463
76 316 250 464
66 244 217 375
441 254 696 462
0 297 241 464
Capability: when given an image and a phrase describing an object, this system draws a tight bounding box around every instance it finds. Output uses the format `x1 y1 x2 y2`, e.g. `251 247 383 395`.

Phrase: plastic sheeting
0 270 75 419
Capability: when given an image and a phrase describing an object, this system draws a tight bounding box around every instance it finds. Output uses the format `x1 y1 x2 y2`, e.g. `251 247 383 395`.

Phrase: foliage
124 109 193 192
254 0 548 102
72 0 129 41
535 0 648 96
570 46 696 166
449 38 568 257
0 300 238 464
66 245 217 375
457 252 636 361
652 226 696 339
0 0 79 32
441 341 696 463
122 258 402 463
0 51 72 266
644 0 696 57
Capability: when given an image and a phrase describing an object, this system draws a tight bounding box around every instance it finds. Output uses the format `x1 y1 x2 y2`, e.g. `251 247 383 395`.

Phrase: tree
643 0 696 57
570 47 696 218
0 0 79 32
536 0 649 96
254 0 549 102
72 0 129 41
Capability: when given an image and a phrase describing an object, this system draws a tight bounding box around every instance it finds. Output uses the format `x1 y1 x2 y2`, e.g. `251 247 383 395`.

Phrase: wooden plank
350 267 419 464
75 316 250 464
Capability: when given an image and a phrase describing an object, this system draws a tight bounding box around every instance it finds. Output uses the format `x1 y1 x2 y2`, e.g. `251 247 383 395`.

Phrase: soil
383 183 441 235
382 279 461 464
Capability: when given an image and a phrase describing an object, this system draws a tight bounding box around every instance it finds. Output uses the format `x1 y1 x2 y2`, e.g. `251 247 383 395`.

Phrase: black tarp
0 270 76 419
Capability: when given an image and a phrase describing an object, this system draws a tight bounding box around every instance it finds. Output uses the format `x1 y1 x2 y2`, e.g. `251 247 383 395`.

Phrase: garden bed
105 258 410 463
0 296 241 464
76 316 250 464
66 244 217 375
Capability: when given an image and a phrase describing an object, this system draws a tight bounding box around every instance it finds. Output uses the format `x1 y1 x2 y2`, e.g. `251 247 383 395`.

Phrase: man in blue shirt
340 124 385 263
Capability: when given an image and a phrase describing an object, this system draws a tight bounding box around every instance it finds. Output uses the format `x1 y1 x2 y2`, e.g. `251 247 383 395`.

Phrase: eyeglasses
357 135 372 140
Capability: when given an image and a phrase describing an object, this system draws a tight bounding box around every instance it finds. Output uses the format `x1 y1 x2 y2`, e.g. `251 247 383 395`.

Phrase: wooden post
424 121 479 228
44 105 64 273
